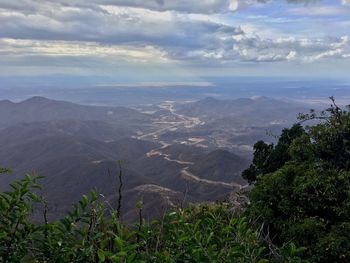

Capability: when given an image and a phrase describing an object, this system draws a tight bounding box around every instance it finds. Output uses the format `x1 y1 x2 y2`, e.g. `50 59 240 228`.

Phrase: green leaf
117 251 127 257
98 249 106 262
114 236 123 249
80 195 88 209
90 190 97 202
206 232 214 245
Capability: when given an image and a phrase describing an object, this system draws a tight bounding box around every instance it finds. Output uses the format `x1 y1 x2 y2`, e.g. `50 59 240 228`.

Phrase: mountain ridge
0 96 151 129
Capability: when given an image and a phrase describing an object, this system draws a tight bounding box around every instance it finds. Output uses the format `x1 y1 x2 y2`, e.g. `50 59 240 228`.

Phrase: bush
0 174 42 262
245 99 350 262
0 173 306 262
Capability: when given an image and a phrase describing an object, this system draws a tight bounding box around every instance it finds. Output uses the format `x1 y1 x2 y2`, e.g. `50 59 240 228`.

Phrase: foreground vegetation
0 173 305 262
244 97 350 262
1 98 349 262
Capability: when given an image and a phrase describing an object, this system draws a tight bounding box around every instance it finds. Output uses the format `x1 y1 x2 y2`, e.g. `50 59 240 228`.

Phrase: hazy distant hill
0 113 246 221
0 96 151 129
0 120 132 144
177 96 308 126
0 96 268 221
0 132 161 221
0 132 159 183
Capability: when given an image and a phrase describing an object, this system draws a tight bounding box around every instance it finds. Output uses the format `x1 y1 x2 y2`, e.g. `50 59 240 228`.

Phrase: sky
1 0 350 85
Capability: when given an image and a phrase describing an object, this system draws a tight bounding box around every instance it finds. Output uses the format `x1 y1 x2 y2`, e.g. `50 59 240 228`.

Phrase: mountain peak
199 97 219 104
250 95 269 101
0 99 13 105
22 96 53 104
203 97 218 101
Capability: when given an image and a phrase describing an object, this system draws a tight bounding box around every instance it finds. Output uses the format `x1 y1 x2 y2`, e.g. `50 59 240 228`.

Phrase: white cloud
0 38 170 63
286 50 297 60
186 33 350 63
0 0 349 78
289 5 350 16
306 48 343 62
0 0 326 15
0 0 239 14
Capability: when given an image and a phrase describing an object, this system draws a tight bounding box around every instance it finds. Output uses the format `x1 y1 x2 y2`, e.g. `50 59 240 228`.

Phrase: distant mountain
0 96 151 129
177 96 308 126
189 149 249 184
0 132 159 182
0 120 132 145
0 132 161 221
0 96 260 222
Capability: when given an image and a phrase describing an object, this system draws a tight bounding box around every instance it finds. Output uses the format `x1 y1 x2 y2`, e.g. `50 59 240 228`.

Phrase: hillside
0 96 151 129
0 96 275 221
189 149 249 184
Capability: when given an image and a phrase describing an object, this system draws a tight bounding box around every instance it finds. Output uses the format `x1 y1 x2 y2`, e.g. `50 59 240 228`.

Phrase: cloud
0 4 244 53
0 0 325 15
0 0 240 14
0 38 169 63
102 0 239 13
289 5 350 16
257 0 321 4
0 0 349 74
72 0 324 13
179 33 350 63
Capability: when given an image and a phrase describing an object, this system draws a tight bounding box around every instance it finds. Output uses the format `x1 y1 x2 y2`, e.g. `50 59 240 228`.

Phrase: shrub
245 99 350 262
0 174 306 262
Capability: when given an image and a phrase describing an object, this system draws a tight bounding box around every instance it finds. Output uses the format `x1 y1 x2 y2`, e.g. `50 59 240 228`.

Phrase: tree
246 100 350 262
242 124 306 184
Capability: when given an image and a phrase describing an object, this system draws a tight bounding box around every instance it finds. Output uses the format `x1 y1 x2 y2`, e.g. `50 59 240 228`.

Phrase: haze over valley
0 89 336 221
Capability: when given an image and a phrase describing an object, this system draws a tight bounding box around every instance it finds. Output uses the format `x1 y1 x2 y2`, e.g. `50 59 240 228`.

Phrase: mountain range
0 96 150 130
0 97 254 222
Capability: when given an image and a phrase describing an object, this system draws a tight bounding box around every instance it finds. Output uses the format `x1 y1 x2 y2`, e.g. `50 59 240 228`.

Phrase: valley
0 96 317 222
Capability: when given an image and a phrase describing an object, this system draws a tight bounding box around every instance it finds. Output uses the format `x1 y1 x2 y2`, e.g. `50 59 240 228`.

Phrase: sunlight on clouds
0 0 349 78
289 5 350 16
0 38 170 63
286 51 297 60
229 0 239 10
306 48 343 62
95 0 240 13
99 5 174 21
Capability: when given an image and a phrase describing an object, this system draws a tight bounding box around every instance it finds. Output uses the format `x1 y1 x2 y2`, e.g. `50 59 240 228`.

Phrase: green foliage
0 174 42 262
0 168 12 174
140 204 269 262
242 124 306 183
246 100 350 262
0 175 306 262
